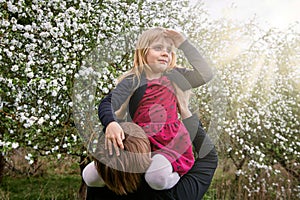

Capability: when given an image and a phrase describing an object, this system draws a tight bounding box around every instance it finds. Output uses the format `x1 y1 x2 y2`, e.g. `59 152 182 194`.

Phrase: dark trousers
86 147 218 200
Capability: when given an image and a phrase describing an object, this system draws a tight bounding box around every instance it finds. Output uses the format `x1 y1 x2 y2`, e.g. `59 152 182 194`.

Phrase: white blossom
27 72 34 78
11 65 19 72
11 142 19 149
7 2 18 13
52 90 58 97
41 114 49 121
37 117 45 125
25 153 32 160
40 32 50 38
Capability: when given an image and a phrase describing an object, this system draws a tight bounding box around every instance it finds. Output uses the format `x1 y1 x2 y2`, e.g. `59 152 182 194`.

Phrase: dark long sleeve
167 40 214 91
179 40 214 85
98 76 136 127
98 93 116 128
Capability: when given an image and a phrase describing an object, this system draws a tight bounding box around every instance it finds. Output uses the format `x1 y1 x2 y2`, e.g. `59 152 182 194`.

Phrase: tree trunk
0 153 4 183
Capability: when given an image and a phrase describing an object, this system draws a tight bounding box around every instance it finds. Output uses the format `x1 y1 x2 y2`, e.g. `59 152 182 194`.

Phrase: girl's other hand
164 29 186 48
105 121 125 156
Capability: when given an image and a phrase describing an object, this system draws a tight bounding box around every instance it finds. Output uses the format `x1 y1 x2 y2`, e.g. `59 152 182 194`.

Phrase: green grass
0 174 82 200
1 174 219 200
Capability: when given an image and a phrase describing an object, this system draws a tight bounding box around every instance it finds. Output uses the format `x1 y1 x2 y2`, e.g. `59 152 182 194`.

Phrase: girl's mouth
158 60 168 64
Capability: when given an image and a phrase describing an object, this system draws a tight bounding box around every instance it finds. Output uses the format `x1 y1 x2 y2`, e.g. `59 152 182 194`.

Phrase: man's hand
105 121 125 156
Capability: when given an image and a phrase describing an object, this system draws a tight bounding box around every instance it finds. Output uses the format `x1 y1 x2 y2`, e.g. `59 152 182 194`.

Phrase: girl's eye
151 45 173 53
153 46 163 51
166 47 172 53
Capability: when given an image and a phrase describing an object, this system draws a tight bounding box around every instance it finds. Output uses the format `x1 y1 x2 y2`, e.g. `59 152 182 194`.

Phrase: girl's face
145 37 174 79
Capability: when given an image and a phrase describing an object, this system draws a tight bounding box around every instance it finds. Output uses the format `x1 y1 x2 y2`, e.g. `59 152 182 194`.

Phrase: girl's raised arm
164 29 214 90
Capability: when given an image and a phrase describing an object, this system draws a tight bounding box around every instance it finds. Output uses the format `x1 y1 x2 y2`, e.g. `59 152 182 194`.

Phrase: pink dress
133 76 194 176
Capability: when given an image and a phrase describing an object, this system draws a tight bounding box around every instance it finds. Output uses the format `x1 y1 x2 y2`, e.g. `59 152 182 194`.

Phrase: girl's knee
82 161 105 187
145 155 180 190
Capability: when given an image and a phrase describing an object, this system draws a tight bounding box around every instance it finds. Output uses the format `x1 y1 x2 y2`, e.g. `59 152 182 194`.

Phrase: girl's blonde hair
93 122 151 195
118 27 177 87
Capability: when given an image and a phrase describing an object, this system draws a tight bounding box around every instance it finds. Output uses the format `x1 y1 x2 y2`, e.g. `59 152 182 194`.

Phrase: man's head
93 122 151 195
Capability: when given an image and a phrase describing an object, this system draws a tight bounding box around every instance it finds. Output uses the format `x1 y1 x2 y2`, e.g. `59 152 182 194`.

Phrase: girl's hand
105 121 125 156
164 29 186 48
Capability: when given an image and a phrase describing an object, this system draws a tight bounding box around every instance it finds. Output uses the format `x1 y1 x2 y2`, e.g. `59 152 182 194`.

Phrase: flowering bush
0 0 187 163
193 17 300 198
221 28 300 198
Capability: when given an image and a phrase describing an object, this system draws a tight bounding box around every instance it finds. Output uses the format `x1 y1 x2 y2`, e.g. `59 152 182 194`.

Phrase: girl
85 27 214 190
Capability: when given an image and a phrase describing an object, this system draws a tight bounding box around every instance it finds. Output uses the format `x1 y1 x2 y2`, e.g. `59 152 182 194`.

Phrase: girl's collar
142 70 166 80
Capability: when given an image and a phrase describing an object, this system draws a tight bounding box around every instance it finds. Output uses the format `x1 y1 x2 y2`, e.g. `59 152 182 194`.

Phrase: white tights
145 154 180 190
82 154 180 190
82 161 105 187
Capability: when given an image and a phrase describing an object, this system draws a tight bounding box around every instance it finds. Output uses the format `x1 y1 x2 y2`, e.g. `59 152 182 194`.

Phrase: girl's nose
161 49 169 56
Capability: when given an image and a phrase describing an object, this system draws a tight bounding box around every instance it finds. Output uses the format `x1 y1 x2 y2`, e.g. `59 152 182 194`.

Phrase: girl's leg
145 154 180 190
82 161 106 187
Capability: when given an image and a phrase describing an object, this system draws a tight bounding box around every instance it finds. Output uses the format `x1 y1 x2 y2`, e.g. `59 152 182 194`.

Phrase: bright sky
196 0 300 31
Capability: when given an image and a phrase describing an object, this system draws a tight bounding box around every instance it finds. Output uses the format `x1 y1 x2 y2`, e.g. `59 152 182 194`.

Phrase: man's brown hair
93 122 151 195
